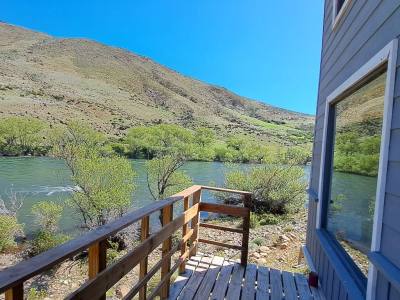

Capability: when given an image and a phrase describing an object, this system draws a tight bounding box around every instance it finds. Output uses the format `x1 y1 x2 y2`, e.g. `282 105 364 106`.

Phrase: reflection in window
326 71 386 276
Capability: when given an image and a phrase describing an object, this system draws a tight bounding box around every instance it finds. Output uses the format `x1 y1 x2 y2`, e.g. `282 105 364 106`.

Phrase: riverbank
0 210 309 299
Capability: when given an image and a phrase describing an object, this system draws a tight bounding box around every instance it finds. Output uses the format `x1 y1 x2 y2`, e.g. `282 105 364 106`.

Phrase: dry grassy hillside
0 22 314 144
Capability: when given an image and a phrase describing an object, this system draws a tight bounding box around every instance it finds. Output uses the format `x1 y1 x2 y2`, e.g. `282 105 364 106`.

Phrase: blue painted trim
369 251 400 292
307 188 319 202
316 229 365 300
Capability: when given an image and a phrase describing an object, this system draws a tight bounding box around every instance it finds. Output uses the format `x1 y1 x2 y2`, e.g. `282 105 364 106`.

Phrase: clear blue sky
2 1 323 114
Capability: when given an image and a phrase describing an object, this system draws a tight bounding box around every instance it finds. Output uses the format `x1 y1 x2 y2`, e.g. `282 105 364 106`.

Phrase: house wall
306 1 400 299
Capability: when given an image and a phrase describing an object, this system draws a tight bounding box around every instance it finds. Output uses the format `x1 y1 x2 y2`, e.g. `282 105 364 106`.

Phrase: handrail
0 195 185 293
0 185 251 300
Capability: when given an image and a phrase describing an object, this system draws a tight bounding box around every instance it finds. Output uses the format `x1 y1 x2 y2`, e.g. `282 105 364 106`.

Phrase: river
1 157 309 235
0 156 381 246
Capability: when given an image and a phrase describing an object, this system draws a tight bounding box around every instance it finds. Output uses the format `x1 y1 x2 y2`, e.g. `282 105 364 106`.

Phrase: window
326 71 386 276
332 0 351 28
317 40 398 299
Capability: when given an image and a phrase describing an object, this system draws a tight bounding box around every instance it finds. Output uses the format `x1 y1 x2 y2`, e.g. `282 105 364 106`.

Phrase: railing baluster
88 240 107 300
139 215 150 300
5 283 23 300
190 190 201 257
241 194 251 266
179 196 189 273
161 204 173 299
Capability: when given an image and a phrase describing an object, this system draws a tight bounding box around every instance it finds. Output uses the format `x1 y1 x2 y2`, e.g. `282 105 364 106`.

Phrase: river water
0 156 378 260
0 157 296 235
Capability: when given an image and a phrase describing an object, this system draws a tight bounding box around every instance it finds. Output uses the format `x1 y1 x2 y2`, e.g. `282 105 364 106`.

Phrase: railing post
5 283 23 300
88 240 107 300
161 204 173 299
241 193 251 266
179 196 189 273
139 215 150 300
190 189 201 257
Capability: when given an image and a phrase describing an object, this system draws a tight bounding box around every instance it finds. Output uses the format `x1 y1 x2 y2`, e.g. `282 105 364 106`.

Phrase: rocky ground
197 210 309 273
0 210 309 299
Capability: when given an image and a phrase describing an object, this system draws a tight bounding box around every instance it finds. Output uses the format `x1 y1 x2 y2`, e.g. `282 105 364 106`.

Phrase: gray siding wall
306 0 400 299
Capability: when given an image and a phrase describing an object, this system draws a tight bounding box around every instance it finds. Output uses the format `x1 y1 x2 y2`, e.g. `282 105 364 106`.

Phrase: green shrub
32 201 63 233
0 117 46 156
27 287 48 300
0 215 22 252
252 237 263 246
259 213 281 225
249 213 260 229
222 164 307 215
31 230 69 255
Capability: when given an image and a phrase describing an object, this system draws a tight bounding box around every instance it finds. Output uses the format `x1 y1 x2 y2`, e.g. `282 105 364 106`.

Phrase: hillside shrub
31 200 69 255
0 117 47 156
222 164 307 215
0 215 22 252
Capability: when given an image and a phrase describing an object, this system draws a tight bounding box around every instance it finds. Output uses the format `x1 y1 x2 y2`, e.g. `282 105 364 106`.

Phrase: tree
50 123 136 229
126 124 194 158
0 117 46 155
32 201 63 233
71 155 135 228
194 127 215 147
31 201 69 255
146 155 192 225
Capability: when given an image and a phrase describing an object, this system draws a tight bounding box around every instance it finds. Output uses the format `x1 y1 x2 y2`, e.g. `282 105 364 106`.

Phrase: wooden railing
0 185 251 300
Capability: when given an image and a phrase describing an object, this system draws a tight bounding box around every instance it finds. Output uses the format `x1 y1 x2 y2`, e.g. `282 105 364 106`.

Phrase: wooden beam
4 284 23 300
198 239 243 251
147 244 195 300
179 196 189 273
139 216 150 300
0 194 185 294
161 204 173 299
199 202 249 217
123 229 193 300
66 204 199 300
199 223 244 234
241 194 251 266
200 186 252 195
88 240 107 300
190 190 201 257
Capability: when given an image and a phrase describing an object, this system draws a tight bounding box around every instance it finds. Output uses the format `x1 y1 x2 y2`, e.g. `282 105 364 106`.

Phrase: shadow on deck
169 254 325 300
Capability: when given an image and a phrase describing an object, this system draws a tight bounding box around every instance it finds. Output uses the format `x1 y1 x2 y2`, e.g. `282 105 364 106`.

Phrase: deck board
169 254 326 300
210 259 234 300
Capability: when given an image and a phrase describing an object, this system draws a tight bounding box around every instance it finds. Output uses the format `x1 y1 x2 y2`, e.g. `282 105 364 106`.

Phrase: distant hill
0 22 314 145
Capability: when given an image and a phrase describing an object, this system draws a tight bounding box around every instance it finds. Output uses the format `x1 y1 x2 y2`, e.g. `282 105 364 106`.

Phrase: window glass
336 0 346 15
326 71 386 276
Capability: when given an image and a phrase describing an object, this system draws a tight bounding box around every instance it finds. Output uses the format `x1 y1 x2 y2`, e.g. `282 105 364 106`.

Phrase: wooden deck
169 254 325 300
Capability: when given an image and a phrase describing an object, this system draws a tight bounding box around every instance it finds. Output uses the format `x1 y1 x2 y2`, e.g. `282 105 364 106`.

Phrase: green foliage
126 124 194 158
27 288 48 300
334 131 381 176
252 237 263 246
0 215 22 252
258 213 281 225
30 200 69 255
223 164 307 214
0 117 47 156
71 155 136 227
32 201 63 233
31 230 70 255
50 122 136 228
249 212 260 229
49 122 107 165
146 155 192 201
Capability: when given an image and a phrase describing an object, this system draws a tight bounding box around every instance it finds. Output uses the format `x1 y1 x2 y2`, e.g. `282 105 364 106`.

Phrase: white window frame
332 0 352 29
316 39 398 300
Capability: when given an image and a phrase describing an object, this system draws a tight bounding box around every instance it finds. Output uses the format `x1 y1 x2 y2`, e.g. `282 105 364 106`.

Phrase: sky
2 1 324 115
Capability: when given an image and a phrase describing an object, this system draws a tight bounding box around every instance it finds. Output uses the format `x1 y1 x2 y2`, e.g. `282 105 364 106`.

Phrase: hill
0 22 314 145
